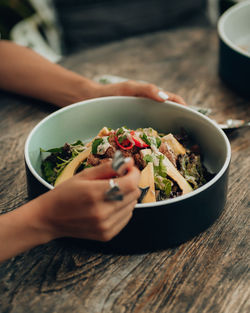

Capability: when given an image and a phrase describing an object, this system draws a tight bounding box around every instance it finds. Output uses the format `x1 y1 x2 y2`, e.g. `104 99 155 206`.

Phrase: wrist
54 72 103 107
0 197 55 262
20 197 55 247
28 193 59 243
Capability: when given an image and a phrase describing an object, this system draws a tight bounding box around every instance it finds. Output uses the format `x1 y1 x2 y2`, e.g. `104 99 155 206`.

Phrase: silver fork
191 107 250 131
217 119 250 130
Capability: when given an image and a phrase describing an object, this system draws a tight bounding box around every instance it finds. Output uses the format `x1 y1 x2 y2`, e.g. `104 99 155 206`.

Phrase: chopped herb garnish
143 154 153 163
156 137 161 148
116 127 125 135
72 140 84 146
141 133 151 146
92 138 103 154
118 135 127 144
162 178 172 197
154 176 172 197
154 155 167 178
41 159 57 184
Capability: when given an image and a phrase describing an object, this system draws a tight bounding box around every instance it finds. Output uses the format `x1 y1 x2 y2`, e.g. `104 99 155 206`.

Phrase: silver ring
105 179 124 201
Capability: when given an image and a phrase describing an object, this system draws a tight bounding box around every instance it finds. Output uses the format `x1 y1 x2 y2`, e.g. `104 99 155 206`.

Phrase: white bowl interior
218 1 250 57
25 97 231 203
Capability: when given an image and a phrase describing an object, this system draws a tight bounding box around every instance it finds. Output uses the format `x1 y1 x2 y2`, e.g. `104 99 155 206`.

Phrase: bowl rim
217 0 250 58
24 96 231 208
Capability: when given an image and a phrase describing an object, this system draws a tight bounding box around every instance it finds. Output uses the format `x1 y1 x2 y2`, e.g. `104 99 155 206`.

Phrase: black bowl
218 1 250 98
25 97 231 253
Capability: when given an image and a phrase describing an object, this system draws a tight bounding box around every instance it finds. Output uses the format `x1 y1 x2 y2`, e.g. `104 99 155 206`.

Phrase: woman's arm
0 40 100 106
0 160 140 263
0 40 186 106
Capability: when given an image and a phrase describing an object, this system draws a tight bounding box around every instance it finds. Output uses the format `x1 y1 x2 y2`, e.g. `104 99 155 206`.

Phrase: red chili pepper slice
115 136 133 150
130 131 149 148
132 137 149 148
115 130 149 150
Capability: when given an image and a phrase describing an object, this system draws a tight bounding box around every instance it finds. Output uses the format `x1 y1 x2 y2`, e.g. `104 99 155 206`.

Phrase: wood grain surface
0 26 249 313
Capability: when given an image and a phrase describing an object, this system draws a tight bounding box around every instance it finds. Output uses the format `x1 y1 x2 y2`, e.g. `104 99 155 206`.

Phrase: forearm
0 41 186 107
0 40 100 107
0 197 52 262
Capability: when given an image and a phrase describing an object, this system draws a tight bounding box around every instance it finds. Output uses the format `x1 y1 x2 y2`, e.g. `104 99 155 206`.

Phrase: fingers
115 166 140 195
73 165 139 240
73 198 137 242
97 200 137 241
101 80 187 105
110 187 140 210
103 165 140 198
59 183 139 241
47 164 140 241
144 86 187 105
140 84 187 105
164 91 187 106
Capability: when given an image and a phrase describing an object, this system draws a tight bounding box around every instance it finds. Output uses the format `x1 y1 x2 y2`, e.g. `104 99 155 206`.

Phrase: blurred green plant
0 0 35 39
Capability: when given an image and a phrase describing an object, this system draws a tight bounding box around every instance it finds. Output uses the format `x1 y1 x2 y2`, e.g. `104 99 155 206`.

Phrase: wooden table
0 26 249 313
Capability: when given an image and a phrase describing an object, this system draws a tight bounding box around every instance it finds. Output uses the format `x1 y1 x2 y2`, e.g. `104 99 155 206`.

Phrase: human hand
95 80 187 105
36 158 140 242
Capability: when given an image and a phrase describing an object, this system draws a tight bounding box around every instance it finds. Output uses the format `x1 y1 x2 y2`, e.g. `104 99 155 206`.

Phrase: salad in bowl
41 126 212 203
